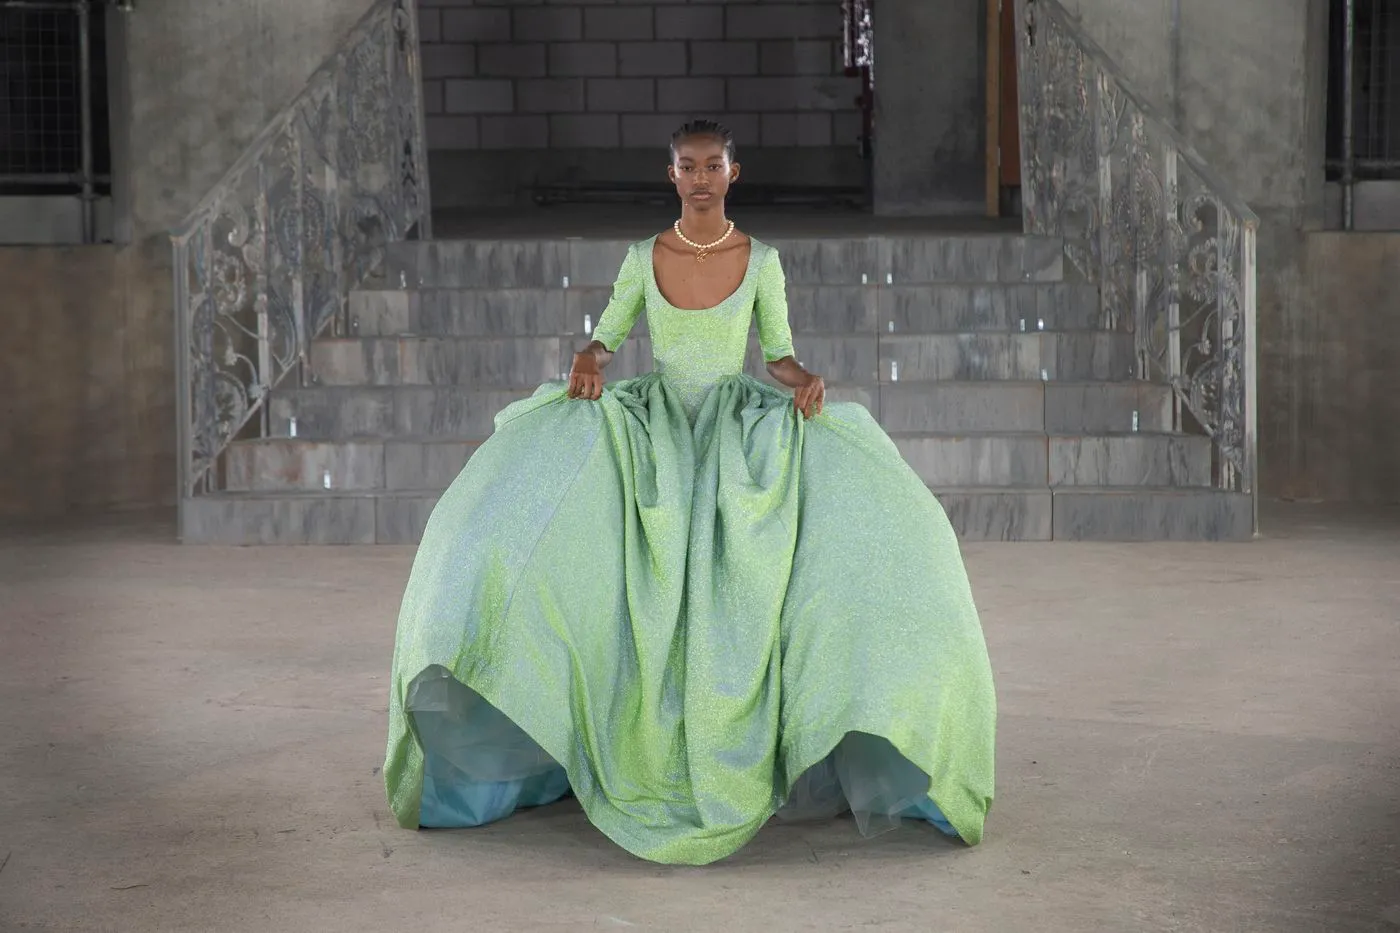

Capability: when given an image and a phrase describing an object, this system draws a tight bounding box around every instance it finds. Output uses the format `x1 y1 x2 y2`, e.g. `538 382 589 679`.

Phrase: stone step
224 438 483 492
378 234 1065 290
879 382 1172 433
268 386 536 439
347 282 1101 338
1050 488 1254 541
179 490 438 546
891 432 1212 488
178 485 1251 545
307 332 1137 388
879 332 1136 382
268 381 1173 440
349 287 602 338
222 428 1210 495
934 486 1053 541
939 485 1254 542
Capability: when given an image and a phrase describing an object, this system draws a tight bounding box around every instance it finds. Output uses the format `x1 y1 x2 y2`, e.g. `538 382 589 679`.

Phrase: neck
678 206 730 242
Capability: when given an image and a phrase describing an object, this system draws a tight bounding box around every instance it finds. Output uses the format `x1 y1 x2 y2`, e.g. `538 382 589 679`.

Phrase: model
383 119 997 866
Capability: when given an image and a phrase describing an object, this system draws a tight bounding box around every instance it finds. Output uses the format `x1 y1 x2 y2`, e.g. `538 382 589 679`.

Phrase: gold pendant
695 249 709 263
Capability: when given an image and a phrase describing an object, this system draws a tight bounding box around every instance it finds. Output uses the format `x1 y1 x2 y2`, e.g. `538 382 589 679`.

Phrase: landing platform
431 205 1021 240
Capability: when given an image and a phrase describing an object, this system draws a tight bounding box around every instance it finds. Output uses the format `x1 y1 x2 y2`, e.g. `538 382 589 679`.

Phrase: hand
568 351 604 401
793 372 825 420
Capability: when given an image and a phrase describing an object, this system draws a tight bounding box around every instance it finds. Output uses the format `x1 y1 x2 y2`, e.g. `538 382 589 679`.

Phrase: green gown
384 236 997 865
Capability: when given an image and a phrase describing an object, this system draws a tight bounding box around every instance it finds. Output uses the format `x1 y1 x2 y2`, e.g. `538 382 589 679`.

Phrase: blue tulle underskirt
409 669 959 839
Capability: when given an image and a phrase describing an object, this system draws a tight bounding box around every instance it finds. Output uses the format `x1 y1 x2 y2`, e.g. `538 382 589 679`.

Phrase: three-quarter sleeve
591 244 646 352
753 246 795 363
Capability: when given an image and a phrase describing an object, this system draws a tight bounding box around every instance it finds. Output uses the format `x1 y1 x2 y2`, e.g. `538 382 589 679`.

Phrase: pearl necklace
673 219 735 262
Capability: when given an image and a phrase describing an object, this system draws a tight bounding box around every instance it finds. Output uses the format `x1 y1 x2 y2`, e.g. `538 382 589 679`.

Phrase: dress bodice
591 235 795 417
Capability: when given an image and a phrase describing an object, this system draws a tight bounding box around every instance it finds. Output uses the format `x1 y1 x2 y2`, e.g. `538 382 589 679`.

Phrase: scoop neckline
645 234 759 312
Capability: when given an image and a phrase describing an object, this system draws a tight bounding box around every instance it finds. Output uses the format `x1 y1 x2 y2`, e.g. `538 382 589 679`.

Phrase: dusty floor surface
1 503 1398 933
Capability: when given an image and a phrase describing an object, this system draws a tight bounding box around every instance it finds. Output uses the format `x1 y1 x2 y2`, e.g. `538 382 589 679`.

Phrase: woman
383 120 996 866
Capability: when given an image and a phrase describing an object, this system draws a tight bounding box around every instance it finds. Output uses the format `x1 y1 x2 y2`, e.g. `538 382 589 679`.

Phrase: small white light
1131 410 1140 432
1037 318 1045 331
288 416 298 438
562 275 570 288
584 314 593 334
890 360 899 382
1040 368 1049 381
321 468 332 490
861 273 868 285
885 273 893 285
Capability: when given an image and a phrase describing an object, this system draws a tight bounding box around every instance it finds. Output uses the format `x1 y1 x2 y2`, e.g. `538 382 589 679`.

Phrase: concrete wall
0 0 375 520
0 242 171 518
871 0 985 215
417 0 866 206
1277 233 1400 503
119 0 379 240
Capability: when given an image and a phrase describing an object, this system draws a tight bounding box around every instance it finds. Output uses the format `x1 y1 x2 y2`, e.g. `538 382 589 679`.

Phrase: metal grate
1328 0 1400 182
0 0 109 195
1355 0 1400 164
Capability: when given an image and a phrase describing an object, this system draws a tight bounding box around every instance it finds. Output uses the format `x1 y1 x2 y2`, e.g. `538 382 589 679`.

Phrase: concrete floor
1 503 1398 933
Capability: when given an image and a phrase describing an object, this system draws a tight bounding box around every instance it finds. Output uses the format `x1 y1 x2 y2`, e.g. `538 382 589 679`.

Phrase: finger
589 377 603 401
816 390 824 416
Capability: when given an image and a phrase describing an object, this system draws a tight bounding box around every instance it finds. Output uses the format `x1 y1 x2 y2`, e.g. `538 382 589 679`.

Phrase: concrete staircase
180 232 1254 544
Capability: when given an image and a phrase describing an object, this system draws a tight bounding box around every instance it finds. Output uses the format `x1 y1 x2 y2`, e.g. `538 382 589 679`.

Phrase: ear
729 161 741 184
667 163 679 184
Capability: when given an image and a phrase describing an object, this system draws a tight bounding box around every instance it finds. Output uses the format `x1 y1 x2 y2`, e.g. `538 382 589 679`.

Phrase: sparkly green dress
384 236 996 865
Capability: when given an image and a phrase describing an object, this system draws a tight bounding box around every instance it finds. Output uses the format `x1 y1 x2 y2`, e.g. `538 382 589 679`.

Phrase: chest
651 241 751 311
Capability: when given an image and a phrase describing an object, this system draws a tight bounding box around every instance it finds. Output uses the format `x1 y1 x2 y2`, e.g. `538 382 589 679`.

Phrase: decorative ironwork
841 0 873 74
171 0 431 505
841 0 875 167
1014 0 1258 519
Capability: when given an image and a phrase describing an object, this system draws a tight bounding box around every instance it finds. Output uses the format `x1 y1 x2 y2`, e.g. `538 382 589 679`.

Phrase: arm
570 245 645 400
754 248 825 419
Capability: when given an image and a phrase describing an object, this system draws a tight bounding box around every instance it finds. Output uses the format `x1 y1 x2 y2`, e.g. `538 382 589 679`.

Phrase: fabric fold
384 373 996 865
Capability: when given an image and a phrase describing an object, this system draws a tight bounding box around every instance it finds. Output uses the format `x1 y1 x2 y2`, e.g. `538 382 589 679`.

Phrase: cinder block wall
417 0 866 207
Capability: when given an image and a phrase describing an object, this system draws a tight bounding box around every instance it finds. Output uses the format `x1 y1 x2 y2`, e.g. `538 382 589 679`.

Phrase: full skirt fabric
383 373 996 865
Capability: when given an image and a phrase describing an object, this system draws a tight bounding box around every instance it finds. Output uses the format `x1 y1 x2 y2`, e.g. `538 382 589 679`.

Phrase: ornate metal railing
1013 0 1258 527
170 0 430 511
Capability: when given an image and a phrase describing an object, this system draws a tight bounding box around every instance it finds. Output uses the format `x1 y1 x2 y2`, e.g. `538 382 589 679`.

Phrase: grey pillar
872 0 985 216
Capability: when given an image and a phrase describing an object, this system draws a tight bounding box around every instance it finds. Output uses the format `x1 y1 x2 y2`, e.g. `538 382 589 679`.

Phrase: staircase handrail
170 0 431 525
1014 0 1258 531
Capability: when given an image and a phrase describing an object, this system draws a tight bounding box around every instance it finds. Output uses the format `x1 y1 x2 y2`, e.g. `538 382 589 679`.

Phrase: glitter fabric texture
383 236 997 866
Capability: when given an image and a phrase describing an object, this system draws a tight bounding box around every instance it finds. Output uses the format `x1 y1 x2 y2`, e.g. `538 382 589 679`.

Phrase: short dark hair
669 119 736 162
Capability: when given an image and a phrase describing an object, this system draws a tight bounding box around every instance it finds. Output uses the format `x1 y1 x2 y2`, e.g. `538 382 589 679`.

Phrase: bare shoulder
653 228 685 255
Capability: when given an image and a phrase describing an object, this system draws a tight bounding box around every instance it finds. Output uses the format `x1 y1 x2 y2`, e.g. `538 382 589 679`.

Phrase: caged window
0 0 113 242
1327 0 1400 227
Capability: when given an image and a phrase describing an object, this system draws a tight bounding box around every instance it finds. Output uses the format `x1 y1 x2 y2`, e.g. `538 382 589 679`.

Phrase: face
667 135 740 210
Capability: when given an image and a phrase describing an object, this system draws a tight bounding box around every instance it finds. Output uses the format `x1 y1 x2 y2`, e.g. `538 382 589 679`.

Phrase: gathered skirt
384 372 996 865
